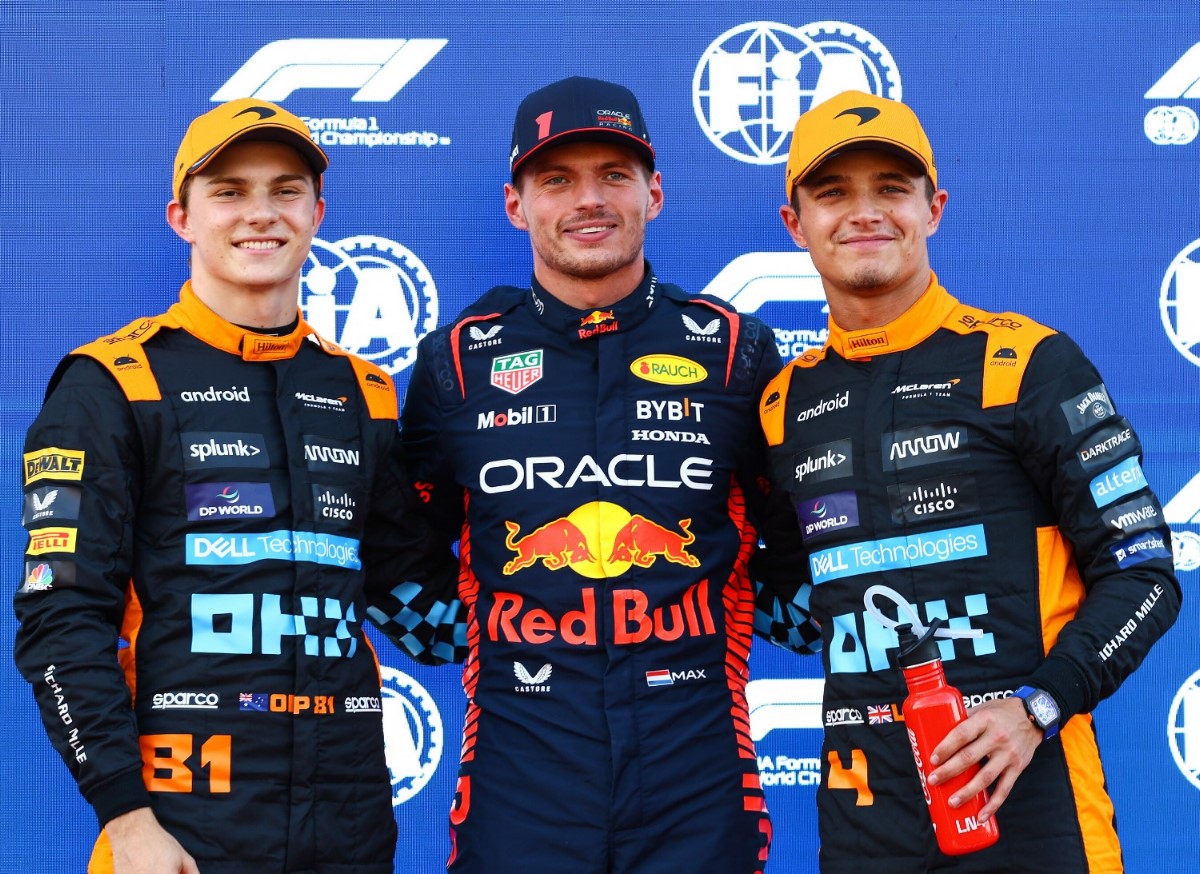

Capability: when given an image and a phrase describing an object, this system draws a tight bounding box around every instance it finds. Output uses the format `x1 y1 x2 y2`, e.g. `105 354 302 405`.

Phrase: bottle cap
895 618 945 668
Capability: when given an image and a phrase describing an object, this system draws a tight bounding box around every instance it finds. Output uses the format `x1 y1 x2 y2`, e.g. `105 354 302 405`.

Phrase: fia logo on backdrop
693 20 900 166
302 235 438 376
381 665 444 805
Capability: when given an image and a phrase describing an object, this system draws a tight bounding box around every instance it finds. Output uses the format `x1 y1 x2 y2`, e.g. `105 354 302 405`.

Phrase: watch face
1028 691 1059 725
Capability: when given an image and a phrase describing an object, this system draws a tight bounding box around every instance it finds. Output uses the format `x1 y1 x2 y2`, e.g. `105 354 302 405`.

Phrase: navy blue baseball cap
509 76 655 177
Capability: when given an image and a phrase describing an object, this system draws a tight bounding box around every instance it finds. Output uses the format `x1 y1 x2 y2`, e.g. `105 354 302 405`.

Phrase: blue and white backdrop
3 3 1198 871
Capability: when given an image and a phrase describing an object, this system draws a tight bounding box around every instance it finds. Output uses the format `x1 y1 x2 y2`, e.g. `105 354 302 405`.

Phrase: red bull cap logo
502 501 699 578
579 310 615 327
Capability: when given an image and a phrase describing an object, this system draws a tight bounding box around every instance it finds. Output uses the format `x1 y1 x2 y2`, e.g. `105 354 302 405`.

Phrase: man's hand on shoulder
106 807 200 874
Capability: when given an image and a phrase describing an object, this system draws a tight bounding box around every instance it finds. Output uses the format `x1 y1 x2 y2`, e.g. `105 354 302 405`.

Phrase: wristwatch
1014 686 1060 739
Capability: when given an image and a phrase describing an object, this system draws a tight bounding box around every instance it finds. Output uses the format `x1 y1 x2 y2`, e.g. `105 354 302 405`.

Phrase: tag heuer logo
491 349 544 395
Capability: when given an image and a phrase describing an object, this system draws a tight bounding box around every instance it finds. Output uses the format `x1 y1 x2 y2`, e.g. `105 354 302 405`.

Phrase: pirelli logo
27 528 79 556
24 448 85 485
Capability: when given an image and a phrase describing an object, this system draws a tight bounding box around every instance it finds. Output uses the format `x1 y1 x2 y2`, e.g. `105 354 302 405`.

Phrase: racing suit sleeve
13 356 151 827
361 430 466 665
1013 332 1181 724
741 332 822 655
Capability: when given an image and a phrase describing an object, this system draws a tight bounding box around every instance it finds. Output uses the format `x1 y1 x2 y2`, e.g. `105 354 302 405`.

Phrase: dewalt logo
24 449 85 485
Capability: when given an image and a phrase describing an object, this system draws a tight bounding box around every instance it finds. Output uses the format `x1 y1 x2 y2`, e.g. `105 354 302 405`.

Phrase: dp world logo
302 235 438 376
693 20 900 165
1159 239 1200 368
381 665 443 805
1169 668 1200 791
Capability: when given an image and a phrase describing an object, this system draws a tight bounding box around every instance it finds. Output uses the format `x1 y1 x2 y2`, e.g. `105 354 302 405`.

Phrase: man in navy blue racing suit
754 90 1181 872
401 76 789 873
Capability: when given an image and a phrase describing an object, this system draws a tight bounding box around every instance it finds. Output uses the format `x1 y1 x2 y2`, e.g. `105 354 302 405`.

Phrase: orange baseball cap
172 98 328 200
784 90 936 197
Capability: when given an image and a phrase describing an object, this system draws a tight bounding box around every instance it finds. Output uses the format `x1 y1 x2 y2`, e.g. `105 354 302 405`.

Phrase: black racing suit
402 267 781 873
756 276 1180 873
14 282 462 873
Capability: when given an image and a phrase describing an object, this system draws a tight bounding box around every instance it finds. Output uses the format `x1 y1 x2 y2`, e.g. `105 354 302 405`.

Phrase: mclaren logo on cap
234 105 277 121
836 107 881 125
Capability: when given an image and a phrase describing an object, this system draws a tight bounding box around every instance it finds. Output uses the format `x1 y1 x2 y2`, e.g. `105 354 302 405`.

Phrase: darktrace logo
836 106 881 125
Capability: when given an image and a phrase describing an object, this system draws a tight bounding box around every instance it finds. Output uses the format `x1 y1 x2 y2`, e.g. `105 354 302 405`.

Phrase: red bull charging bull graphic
501 501 699 577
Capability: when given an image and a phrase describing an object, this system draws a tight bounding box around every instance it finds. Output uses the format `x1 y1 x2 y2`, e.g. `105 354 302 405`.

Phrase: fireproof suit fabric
755 276 1181 873
14 283 463 874
401 266 780 873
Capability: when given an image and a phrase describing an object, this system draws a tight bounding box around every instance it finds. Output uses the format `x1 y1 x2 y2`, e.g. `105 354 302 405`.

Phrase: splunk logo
190 592 360 657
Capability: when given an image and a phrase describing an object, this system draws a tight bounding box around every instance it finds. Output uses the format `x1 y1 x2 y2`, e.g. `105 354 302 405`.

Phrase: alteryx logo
186 530 361 569
213 39 447 102
1089 457 1148 508
808 524 986 584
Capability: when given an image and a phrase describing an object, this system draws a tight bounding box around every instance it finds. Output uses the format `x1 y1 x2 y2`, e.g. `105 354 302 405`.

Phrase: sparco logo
825 706 864 726
796 389 849 422
152 691 219 710
345 695 382 713
793 439 853 485
180 386 250 403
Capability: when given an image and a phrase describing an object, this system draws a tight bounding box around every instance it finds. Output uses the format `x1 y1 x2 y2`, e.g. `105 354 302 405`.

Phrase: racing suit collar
168 281 316 361
827 272 957 360
528 261 659 341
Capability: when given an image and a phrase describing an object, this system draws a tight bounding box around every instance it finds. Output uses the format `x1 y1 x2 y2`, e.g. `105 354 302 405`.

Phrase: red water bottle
896 621 1000 855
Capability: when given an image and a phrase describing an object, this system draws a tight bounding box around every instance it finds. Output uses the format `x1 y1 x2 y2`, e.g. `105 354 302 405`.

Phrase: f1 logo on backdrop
1145 42 1200 145
212 39 446 102
701 252 829 361
213 39 452 150
1164 472 1200 573
693 21 900 165
746 678 824 790
302 235 438 376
